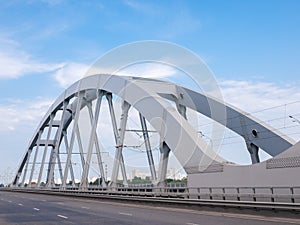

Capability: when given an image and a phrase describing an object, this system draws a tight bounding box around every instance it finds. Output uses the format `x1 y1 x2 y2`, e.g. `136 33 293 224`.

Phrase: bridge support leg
37 113 55 187
20 148 32 187
109 99 130 189
80 92 105 189
46 99 69 188
56 151 63 185
86 99 106 187
28 130 42 188
61 92 84 189
139 113 157 183
156 142 170 188
63 132 76 187
247 143 260 164
76 125 86 169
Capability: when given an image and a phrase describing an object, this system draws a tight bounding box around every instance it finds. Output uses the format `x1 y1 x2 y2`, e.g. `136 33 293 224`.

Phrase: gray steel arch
12 74 295 188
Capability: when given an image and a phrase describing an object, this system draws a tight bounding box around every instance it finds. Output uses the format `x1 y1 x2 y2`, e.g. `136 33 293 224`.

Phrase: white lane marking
81 206 90 209
118 212 132 216
18 203 23 206
33 208 40 211
41 199 47 202
8 200 12 203
57 202 64 205
57 215 68 219
187 223 199 225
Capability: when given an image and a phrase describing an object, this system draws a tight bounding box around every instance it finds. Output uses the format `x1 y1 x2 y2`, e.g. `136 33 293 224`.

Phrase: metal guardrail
53 186 300 203
3 186 300 203
2 187 300 212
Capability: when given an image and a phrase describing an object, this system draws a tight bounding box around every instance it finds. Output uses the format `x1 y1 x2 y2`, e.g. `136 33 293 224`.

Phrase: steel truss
12 74 298 190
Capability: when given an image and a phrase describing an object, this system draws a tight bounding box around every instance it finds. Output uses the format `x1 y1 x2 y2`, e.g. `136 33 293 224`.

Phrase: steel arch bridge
12 74 300 191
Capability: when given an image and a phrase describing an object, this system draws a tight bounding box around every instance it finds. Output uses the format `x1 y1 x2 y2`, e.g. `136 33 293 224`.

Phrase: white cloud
219 79 300 141
220 80 300 112
0 98 54 132
53 62 178 88
0 38 63 79
115 62 177 78
53 62 89 88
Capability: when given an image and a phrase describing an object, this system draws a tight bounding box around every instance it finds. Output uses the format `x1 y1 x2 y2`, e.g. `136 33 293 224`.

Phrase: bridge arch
13 74 295 189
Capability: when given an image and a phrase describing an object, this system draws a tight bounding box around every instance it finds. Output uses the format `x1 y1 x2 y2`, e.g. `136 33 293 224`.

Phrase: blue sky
1 0 300 183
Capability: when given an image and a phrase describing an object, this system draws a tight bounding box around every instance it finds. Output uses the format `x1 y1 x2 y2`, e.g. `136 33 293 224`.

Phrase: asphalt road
0 191 299 225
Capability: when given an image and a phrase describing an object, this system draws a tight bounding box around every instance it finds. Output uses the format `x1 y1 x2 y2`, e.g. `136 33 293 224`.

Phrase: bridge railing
185 186 299 203
5 185 300 204
114 186 299 203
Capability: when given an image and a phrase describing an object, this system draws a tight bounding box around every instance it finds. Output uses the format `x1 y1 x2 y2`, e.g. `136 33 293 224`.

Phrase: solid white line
33 208 40 211
18 203 23 206
81 206 90 209
8 200 12 203
186 223 199 225
118 212 132 216
57 215 68 219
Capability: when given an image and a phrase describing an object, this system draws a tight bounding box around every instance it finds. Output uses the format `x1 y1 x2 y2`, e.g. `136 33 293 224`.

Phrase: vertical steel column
20 148 32 187
37 113 55 187
155 102 185 188
61 92 84 189
156 142 170 187
80 91 104 189
28 130 42 187
86 100 106 187
56 151 63 184
139 113 157 182
109 98 130 188
63 131 76 186
248 143 260 164
106 93 127 186
46 100 69 187
240 117 260 164
75 125 86 170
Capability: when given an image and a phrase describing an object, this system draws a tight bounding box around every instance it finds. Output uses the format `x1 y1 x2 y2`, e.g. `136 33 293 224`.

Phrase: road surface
0 191 299 225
